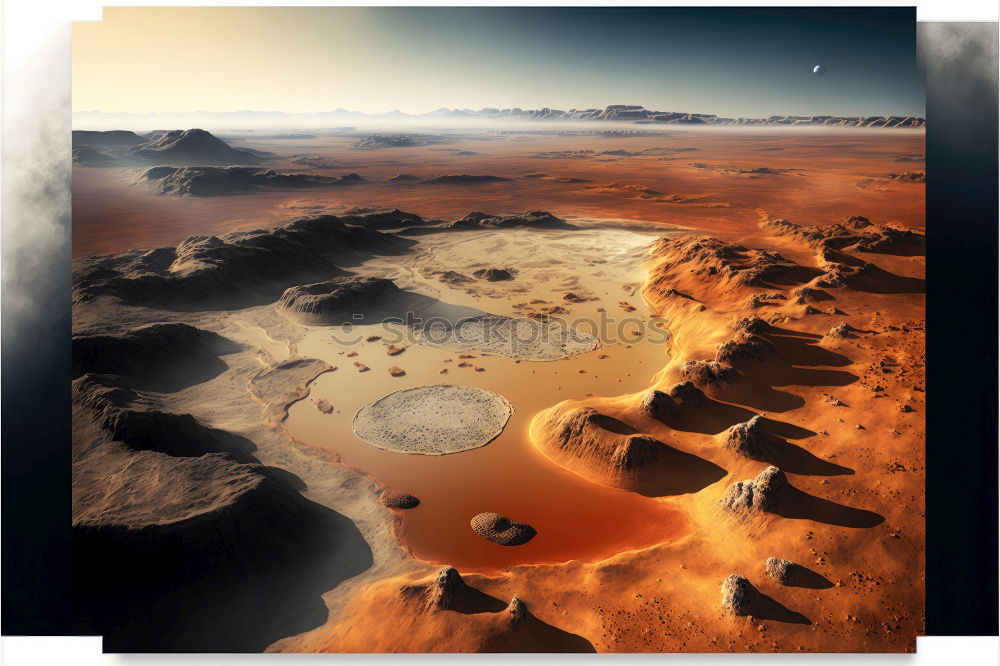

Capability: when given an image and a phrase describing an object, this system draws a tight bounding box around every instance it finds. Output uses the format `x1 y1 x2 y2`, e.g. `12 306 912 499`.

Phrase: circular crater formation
353 384 513 455
470 512 537 546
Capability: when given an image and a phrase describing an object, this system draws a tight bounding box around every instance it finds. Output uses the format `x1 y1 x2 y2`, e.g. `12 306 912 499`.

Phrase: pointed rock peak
506 597 527 624
428 566 466 610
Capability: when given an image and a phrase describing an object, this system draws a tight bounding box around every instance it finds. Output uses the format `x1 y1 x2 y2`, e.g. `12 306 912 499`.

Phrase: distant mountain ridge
73 128 270 167
419 105 925 128
76 105 925 129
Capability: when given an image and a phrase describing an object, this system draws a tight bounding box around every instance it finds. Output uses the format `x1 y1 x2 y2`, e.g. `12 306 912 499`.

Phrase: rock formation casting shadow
634 443 728 497
774 486 885 528
455 585 597 653
751 591 812 625
654 397 757 435
75 495 374 653
777 562 835 589
760 437 854 477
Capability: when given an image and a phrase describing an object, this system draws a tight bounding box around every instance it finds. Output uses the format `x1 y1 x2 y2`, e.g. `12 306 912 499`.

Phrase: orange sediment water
282 228 691 571
286 325 688 572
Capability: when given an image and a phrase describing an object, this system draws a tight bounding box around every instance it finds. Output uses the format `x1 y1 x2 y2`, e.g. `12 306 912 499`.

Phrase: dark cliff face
71 367 374 651
73 469 373 652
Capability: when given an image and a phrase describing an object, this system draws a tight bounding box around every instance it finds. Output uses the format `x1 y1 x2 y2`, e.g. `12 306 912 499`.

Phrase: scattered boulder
387 366 406 377
315 398 334 414
721 574 759 616
380 489 420 510
470 512 537 546
763 557 796 585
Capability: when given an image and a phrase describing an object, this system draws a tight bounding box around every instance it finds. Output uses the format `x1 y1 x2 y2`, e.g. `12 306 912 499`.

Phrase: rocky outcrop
746 293 787 309
760 215 925 256
276 277 404 324
731 316 770 335
506 597 528 624
531 401 726 495
825 322 859 339
423 566 467 610
639 382 710 421
792 286 832 304
886 171 925 183
473 267 514 281
720 466 789 514
447 210 574 230
645 235 814 296
679 360 740 387
132 166 358 197
716 334 776 364
724 415 770 460
338 208 425 229
72 213 412 308
470 512 537 546
534 407 655 489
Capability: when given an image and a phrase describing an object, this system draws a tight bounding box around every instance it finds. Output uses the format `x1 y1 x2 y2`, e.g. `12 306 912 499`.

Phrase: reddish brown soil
72 129 924 257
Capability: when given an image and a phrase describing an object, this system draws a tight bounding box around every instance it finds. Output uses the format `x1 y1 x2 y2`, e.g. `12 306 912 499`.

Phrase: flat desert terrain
71 126 925 652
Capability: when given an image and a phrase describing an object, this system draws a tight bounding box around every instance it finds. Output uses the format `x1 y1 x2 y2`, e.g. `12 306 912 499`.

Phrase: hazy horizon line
74 106 927 118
